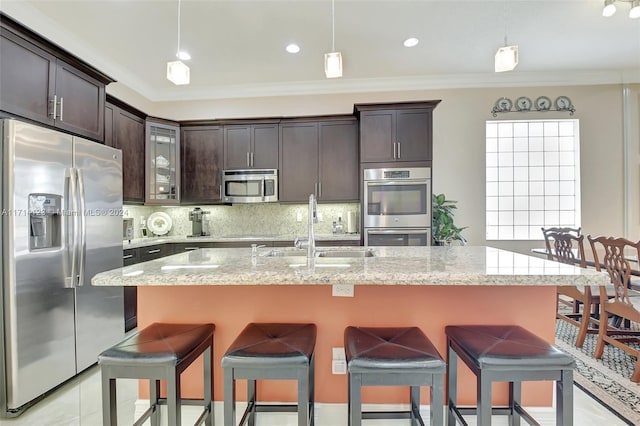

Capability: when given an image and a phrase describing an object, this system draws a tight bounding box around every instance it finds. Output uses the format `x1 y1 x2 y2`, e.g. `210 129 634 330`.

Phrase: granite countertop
93 246 609 287
122 234 360 249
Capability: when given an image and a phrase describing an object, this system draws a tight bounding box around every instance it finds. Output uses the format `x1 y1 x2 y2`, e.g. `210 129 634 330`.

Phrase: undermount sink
316 249 375 258
262 248 375 258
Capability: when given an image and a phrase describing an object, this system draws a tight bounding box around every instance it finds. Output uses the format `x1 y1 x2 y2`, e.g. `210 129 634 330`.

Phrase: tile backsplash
123 203 360 239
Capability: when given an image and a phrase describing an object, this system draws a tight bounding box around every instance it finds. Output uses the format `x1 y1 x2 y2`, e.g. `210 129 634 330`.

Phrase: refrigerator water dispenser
28 194 61 250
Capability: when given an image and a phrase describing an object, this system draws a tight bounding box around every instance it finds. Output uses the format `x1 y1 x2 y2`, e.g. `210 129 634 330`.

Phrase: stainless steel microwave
222 169 278 203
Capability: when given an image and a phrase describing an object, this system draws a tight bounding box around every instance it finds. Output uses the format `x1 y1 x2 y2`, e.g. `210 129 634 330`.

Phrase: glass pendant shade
167 60 190 85
630 0 640 18
494 45 519 73
603 0 617 16
324 52 343 78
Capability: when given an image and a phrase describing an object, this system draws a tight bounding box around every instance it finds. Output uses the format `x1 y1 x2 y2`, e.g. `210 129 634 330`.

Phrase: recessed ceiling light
286 43 301 54
403 37 419 48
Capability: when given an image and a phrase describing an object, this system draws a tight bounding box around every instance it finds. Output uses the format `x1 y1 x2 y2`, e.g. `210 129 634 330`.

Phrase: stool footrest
451 404 540 426
239 403 314 425
362 409 423 421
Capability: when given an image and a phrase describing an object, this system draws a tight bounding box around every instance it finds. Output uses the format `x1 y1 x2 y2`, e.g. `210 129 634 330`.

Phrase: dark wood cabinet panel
355 101 440 163
318 120 358 201
104 103 114 147
53 60 105 141
251 124 278 169
279 122 318 202
0 16 112 142
224 125 251 169
105 100 146 203
224 123 278 169
395 109 432 162
0 27 55 125
182 126 224 203
359 110 395 162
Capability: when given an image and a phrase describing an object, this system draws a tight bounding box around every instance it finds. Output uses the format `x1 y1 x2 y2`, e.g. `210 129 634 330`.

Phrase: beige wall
108 83 638 254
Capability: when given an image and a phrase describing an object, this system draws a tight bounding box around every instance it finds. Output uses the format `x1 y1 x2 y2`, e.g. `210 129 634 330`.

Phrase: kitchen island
92 246 608 409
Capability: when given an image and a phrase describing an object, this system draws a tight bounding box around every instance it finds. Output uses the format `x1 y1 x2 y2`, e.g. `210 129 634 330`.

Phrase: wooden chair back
587 236 640 305
541 227 586 268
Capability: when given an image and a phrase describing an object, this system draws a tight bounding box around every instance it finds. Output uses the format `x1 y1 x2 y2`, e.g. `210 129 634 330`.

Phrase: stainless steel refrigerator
0 119 124 417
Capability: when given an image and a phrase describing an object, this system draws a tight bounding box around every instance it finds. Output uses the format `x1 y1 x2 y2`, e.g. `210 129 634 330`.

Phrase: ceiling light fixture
602 0 640 18
324 0 342 78
494 0 518 72
286 43 301 54
167 0 190 85
403 37 419 48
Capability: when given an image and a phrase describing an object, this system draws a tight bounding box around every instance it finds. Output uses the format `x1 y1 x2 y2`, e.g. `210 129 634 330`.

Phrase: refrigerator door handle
68 167 79 288
77 168 87 286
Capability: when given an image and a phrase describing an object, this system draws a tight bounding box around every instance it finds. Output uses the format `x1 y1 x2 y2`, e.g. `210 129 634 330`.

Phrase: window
486 119 581 240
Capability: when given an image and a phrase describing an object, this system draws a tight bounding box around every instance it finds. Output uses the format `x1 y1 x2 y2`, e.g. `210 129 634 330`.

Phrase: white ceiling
2 0 639 102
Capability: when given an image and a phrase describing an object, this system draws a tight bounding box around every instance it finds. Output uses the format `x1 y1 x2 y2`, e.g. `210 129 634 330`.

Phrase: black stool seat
345 326 445 426
222 323 317 426
222 322 316 367
99 323 214 366
445 325 575 371
445 325 575 426
98 322 215 426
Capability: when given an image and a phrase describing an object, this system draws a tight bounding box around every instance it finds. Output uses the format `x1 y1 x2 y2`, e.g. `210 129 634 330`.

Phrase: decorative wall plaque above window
491 96 575 117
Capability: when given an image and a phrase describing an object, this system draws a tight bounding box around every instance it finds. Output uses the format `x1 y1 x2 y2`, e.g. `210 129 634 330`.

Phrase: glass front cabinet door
145 120 180 204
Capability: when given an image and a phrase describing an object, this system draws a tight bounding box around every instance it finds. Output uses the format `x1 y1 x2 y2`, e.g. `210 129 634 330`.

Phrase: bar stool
97 322 214 426
221 323 317 426
344 326 445 426
446 325 575 426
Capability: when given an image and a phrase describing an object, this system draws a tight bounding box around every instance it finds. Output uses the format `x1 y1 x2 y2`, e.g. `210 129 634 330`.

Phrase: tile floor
0 365 629 426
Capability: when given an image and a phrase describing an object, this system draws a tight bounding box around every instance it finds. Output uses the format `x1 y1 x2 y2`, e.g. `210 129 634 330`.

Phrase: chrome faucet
308 193 317 259
293 193 318 260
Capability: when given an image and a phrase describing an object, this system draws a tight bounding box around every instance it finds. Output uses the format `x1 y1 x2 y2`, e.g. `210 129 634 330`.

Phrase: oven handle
365 180 428 187
366 229 429 235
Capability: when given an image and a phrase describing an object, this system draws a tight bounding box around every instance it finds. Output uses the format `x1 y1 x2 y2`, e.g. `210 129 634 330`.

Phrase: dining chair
542 227 601 347
587 235 640 382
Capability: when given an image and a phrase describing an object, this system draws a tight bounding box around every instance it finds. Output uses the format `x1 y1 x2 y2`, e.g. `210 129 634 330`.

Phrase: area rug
555 320 640 425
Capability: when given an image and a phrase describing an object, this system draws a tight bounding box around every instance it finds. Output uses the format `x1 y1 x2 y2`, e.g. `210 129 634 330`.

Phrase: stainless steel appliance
123 218 134 241
222 169 278 203
0 119 124 417
188 207 210 237
363 167 431 246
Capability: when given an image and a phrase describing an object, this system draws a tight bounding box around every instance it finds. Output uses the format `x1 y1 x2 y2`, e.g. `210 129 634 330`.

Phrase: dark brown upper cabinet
105 98 146 203
223 122 278 170
355 101 440 164
0 14 112 142
181 126 224 204
279 117 358 203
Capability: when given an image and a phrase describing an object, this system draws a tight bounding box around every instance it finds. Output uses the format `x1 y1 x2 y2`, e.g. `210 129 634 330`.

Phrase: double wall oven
363 167 431 246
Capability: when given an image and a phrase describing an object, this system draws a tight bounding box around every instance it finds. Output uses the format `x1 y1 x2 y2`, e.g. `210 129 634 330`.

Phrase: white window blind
486 119 581 240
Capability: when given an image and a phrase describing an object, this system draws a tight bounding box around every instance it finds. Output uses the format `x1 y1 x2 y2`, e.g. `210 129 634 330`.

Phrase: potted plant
432 193 467 245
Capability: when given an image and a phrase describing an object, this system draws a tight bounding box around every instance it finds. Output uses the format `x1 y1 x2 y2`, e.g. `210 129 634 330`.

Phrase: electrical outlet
332 359 347 374
317 212 323 222
332 347 346 360
296 211 303 222
332 284 354 297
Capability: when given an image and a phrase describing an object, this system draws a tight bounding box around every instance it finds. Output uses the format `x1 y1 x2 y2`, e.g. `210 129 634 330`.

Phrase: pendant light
324 0 342 78
167 0 190 85
494 0 518 73
602 0 640 18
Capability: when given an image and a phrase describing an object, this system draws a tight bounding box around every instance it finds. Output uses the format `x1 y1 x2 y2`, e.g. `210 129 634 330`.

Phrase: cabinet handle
250 152 254 167
393 142 397 159
247 152 250 167
58 97 64 121
397 141 401 159
123 254 133 259
147 249 161 254
318 182 322 198
184 247 199 251
219 184 222 197
49 95 57 118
